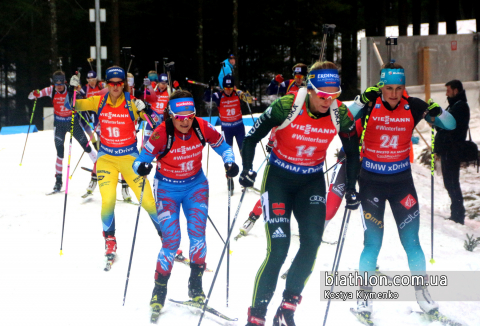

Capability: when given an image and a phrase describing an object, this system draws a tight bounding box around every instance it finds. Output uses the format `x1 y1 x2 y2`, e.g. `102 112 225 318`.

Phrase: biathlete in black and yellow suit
239 61 361 326
65 66 160 267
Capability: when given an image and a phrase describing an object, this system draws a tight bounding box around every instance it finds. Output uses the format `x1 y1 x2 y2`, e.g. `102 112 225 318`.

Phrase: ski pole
197 188 247 326
243 99 267 158
256 155 269 173
60 73 80 256
324 157 345 175
70 123 100 178
43 113 54 120
226 177 231 307
325 157 330 185
20 97 38 166
323 209 351 326
123 175 147 306
330 208 349 274
207 215 225 245
430 125 435 264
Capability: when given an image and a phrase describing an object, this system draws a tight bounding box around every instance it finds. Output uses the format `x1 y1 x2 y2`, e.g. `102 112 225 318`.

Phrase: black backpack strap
157 118 175 160
192 117 206 147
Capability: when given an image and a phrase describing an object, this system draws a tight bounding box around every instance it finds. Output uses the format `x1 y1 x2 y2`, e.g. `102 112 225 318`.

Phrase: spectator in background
218 54 235 88
435 80 470 225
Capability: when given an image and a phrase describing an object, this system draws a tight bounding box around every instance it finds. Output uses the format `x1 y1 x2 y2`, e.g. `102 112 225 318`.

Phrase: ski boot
53 174 63 192
83 173 97 198
150 273 171 323
272 291 302 326
246 307 266 326
227 178 234 196
188 263 206 303
240 211 261 236
121 180 132 202
351 286 374 325
103 233 117 271
415 280 439 313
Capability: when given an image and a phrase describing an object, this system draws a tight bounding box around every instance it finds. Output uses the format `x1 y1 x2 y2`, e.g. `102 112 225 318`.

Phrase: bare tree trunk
398 0 408 36
412 0 421 35
112 0 120 66
49 0 59 73
198 0 204 83
233 0 239 87
429 0 439 34
444 0 458 34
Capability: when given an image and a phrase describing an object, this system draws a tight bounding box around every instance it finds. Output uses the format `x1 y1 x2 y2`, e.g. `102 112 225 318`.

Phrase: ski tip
429 258 436 264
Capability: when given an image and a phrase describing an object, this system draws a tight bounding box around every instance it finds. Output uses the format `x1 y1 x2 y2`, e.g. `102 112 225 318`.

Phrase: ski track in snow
1 114 479 326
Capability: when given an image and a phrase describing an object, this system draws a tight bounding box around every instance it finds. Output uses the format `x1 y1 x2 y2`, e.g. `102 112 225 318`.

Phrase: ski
104 254 115 272
350 308 375 325
81 166 93 173
46 190 64 196
322 240 338 245
168 298 238 322
234 232 246 241
150 306 161 324
413 310 463 326
174 253 213 272
81 190 93 198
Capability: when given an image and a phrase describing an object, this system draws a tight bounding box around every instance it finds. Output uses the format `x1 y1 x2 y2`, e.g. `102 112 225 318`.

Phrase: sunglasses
173 111 196 122
107 81 125 87
294 74 305 80
224 87 233 91
311 83 342 100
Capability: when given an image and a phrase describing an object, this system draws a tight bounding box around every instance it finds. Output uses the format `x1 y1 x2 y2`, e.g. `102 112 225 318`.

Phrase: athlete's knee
267 239 290 262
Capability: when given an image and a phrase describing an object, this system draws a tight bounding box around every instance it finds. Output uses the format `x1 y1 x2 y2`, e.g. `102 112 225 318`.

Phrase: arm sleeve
338 104 360 191
65 94 101 113
266 80 279 95
241 95 294 171
132 124 167 175
348 100 365 120
203 120 235 163
28 86 53 100
409 97 456 130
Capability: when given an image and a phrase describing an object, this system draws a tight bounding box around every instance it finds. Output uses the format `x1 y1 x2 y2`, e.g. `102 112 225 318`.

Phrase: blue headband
106 67 125 81
380 68 405 85
307 69 340 89
169 97 195 114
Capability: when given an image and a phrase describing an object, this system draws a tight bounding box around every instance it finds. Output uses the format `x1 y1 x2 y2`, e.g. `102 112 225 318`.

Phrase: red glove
275 74 284 84
33 90 41 98
173 80 179 88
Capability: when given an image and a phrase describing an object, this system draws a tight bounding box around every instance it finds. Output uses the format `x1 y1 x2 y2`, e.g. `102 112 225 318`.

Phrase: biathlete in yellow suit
66 66 160 269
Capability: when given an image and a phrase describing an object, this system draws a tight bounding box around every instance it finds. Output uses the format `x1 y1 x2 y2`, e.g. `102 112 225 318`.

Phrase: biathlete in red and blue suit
133 90 239 314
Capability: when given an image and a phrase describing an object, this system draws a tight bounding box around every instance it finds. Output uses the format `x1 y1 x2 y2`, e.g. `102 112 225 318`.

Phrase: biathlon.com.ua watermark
319 271 480 301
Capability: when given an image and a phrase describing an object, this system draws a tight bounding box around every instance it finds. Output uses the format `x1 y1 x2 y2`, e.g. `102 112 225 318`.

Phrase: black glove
360 84 382 104
137 162 153 176
225 162 239 178
345 189 360 210
266 139 274 154
427 99 441 117
239 170 257 188
208 79 215 88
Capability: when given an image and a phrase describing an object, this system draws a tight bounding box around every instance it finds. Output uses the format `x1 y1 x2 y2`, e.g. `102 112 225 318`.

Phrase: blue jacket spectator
218 55 236 88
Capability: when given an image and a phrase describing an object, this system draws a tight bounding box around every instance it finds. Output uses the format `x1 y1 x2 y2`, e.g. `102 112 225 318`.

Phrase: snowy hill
0 113 479 326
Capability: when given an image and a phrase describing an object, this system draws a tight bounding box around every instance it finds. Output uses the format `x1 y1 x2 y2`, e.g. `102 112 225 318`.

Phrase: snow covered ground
1 112 479 326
